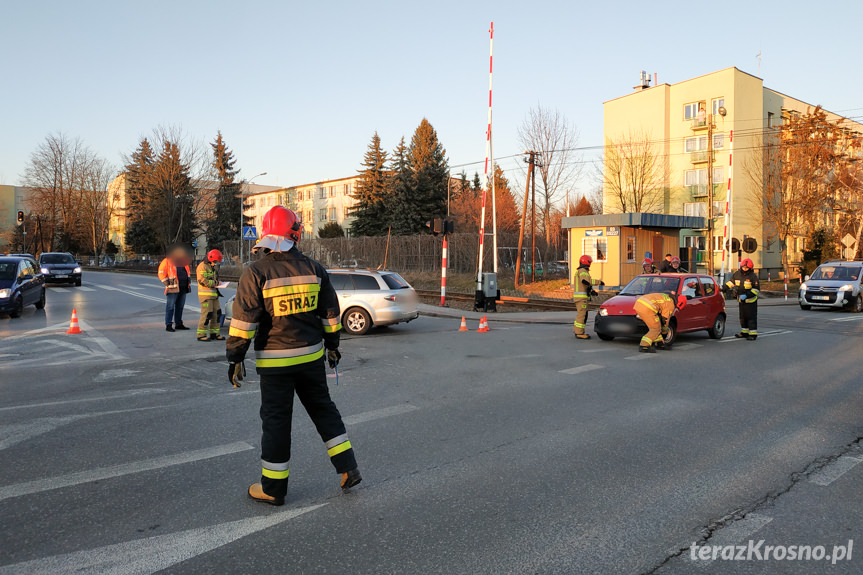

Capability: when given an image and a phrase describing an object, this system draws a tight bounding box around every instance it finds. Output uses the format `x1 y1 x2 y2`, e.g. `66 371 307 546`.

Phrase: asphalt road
1 270 862 574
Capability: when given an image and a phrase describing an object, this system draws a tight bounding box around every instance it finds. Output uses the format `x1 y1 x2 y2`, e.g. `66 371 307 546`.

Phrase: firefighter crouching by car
226 206 361 506
196 249 225 342
725 258 759 340
573 255 604 339
633 292 687 353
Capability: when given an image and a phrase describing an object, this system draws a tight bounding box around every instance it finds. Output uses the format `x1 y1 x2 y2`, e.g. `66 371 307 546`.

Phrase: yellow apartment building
0 185 32 252
603 67 863 278
246 176 359 239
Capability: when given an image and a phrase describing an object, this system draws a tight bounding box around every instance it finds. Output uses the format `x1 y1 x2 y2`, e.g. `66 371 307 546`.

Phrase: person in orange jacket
633 291 687 353
158 244 193 332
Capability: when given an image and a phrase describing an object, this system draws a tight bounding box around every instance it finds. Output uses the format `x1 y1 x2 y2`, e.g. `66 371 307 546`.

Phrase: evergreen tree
401 118 448 234
472 172 482 192
351 132 390 236
124 138 158 254
318 222 345 238
387 137 415 235
150 140 197 251
206 131 242 251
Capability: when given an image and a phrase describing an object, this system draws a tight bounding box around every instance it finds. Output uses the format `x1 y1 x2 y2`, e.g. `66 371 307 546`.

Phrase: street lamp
240 172 267 265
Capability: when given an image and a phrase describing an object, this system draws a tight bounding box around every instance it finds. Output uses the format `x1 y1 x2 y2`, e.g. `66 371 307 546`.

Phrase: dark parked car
39 252 82 285
0 256 46 317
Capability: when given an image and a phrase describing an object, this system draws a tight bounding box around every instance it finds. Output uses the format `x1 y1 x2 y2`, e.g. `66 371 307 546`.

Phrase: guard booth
562 213 706 289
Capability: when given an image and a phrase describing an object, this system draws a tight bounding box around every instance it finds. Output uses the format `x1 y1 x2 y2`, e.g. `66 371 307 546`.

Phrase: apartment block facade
603 67 863 276
245 176 359 238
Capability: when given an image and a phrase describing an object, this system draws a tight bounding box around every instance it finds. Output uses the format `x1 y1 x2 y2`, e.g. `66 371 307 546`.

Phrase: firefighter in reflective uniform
633 292 687 353
642 258 657 274
196 249 225 342
226 206 361 506
669 256 684 273
573 255 604 339
725 258 759 340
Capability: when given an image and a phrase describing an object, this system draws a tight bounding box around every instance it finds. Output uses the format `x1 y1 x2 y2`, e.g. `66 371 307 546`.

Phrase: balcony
688 184 721 198
690 150 713 164
690 118 709 131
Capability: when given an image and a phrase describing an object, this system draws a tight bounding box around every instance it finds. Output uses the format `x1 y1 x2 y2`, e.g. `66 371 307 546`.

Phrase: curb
418 309 574 326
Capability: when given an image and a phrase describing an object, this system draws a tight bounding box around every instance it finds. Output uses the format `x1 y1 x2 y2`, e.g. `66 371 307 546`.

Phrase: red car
594 273 726 343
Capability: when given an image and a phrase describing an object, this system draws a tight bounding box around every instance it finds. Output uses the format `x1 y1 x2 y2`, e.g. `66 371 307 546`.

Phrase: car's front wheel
343 307 372 336
708 313 726 339
9 296 23 318
597 333 614 341
35 289 46 310
663 320 677 345
853 295 863 313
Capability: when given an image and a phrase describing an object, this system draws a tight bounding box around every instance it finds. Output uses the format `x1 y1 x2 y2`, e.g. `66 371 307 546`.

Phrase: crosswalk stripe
75 286 95 292
558 364 604 375
0 503 325 575
0 441 254 502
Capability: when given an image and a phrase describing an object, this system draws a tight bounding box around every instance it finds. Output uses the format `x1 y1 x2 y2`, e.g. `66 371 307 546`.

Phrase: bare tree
517 106 580 258
77 155 119 262
600 131 667 213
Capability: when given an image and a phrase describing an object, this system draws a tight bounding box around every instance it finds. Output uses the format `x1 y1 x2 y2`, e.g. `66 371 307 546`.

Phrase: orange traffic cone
458 316 469 331
477 316 489 333
483 315 491 332
67 309 82 334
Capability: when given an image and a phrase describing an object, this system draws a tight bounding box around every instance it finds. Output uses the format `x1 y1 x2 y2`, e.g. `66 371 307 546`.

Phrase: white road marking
94 369 141 382
829 316 863 322
690 513 773 567
0 389 167 412
2 321 71 339
809 455 863 486
343 404 419 425
671 343 703 351
0 503 326 575
0 441 254 502
578 348 614 353
123 285 145 290
74 286 96 292
625 354 656 360
89 283 202 311
0 354 20 358
0 407 161 451
558 364 604 375
718 330 791 343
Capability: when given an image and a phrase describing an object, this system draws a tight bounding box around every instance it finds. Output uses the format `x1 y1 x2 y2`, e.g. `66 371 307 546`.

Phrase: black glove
229 361 245 388
590 289 598 296
327 349 341 369
599 281 605 286
216 289 224 298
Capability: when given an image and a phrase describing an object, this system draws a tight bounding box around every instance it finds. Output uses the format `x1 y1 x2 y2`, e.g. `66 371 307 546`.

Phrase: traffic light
17 211 24 224
425 219 453 236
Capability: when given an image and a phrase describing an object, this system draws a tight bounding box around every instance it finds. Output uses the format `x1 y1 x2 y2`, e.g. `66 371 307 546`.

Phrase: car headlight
839 284 853 292
74 266 82 273
0 288 10 299
598 308 608 316
800 283 807 291
41 267 49 274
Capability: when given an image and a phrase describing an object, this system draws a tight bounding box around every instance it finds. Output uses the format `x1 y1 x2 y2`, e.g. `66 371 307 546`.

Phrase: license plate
812 295 829 301
55 274 68 279
607 322 632 332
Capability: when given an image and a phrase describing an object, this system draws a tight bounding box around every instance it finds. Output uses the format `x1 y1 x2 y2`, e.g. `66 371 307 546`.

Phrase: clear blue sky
3 0 861 195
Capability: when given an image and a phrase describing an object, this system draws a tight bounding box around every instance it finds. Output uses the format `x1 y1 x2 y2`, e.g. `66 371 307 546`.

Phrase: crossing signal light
17 211 24 224
425 219 454 236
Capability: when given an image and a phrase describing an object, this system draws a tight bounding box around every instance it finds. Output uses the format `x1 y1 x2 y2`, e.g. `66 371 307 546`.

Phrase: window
306 190 313 201
685 169 705 187
351 274 380 290
382 273 411 289
343 184 351 195
582 237 608 263
712 133 724 149
684 235 706 250
684 102 703 120
296 211 303 223
626 236 636 262
700 277 717 296
329 186 335 198
681 277 701 298
320 208 327 221
306 211 313 224
328 273 353 291
712 235 724 251
768 112 775 128
685 136 708 153
330 207 337 221
249 199 256 208
713 167 724 182
712 98 725 116
320 188 326 199
345 205 359 217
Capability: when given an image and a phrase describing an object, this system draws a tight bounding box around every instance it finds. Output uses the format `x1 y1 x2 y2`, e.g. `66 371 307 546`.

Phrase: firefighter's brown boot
248 483 284 506
340 468 362 490
575 334 591 340
639 345 656 353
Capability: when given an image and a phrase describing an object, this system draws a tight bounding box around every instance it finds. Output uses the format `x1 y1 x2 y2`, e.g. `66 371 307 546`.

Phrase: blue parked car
0 256 46 318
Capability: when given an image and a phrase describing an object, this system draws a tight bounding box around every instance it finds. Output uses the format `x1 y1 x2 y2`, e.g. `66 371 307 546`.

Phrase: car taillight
383 295 397 302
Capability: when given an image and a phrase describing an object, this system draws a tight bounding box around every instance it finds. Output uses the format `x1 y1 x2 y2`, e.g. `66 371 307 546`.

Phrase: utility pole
707 113 715 276
531 158 537 283
514 151 535 289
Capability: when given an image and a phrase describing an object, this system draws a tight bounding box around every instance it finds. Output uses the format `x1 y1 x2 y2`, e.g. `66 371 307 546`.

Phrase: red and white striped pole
476 22 494 290
441 235 447 306
720 130 733 284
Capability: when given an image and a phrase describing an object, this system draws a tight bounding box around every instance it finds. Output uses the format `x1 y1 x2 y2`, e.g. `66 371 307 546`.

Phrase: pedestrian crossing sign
243 226 257 240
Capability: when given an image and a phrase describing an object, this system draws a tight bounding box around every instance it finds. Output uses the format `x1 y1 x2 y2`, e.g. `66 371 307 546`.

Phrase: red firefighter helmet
579 255 593 266
671 256 681 265
642 258 653 267
207 249 223 263
741 258 754 270
261 206 301 243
